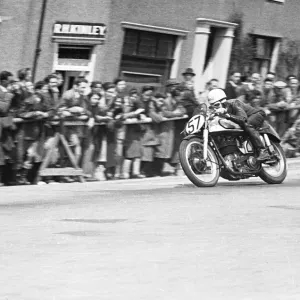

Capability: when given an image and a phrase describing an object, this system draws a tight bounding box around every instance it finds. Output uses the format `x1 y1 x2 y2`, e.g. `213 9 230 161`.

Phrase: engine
215 135 260 177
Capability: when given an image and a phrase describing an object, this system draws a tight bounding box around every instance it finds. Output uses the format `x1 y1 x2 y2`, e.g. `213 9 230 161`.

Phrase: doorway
56 71 89 93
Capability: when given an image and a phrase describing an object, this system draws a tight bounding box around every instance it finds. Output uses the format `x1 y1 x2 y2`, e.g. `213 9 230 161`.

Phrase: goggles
209 101 222 109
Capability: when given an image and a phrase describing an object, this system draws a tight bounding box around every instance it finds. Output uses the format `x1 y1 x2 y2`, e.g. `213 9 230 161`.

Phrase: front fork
263 134 275 154
203 127 209 160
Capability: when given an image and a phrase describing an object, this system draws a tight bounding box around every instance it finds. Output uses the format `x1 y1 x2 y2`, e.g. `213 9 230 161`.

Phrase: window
123 29 176 59
57 44 93 67
120 29 177 87
58 44 92 60
252 36 276 74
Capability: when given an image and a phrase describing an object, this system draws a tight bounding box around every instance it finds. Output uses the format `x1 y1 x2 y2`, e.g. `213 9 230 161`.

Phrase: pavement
0 160 299 300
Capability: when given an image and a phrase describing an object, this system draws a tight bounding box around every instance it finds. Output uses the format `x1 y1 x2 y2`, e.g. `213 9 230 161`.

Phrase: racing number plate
185 114 205 135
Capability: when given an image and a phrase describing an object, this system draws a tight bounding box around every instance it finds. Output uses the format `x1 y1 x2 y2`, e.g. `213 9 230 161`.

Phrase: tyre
179 137 220 187
259 142 287 184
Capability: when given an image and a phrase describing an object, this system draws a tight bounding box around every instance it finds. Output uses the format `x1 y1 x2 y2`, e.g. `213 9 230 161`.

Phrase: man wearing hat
207 88 271 162
179 68 201 118
165 79 179 95
182 67 196 83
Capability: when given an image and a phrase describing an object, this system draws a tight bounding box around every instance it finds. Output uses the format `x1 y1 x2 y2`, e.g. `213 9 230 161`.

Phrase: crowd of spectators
0 68 199 186
1 67 299 186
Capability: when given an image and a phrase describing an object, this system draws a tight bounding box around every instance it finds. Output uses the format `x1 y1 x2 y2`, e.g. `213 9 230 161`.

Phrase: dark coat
0 88 15 165
155 96 186 160
84 103 108 164
225 99 265 121
225 81 238 100
181 89 199 118
123 96 145 159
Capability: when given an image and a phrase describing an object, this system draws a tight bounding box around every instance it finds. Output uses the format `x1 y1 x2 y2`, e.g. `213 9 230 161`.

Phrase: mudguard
258 121 281 143
183 133 202 141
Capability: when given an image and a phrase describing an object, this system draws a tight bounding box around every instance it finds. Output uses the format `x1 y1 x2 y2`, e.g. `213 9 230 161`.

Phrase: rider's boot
257 148 271 162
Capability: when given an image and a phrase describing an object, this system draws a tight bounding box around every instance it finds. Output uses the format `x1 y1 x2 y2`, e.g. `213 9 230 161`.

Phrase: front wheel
179 137 220 187
259 142 287 184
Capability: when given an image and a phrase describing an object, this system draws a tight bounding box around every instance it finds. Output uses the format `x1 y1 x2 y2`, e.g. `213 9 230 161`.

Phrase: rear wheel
259 142 287 184
179 138 220 187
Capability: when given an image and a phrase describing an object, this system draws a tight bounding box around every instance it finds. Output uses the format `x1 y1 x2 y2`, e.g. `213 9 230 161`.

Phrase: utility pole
32 0 48 82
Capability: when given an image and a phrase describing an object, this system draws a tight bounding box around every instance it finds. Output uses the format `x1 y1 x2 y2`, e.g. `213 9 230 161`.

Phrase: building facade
0 0 298 93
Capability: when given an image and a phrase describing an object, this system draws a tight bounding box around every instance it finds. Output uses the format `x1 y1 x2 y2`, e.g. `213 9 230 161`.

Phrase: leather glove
215 107 227 115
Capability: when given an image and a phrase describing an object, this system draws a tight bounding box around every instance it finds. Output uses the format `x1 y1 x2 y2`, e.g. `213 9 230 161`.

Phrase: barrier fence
9 115 189 182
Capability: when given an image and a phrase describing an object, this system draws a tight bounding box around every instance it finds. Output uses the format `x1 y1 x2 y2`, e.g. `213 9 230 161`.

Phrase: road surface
0 168 300 300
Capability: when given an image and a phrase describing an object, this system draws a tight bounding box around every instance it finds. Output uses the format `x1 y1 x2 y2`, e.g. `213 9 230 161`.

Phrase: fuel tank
209 117 243 133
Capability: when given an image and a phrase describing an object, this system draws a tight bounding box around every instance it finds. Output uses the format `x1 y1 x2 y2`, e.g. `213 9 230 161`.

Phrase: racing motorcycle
179 105 287 187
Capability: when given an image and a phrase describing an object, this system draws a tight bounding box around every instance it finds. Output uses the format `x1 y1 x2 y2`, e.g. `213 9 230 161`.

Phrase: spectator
90 81 103 97
260 78 276 124
44 74 60 107
17 81 50 184
181 67 196 85
286 74 297 84
225 71 241 100
265 71 276 83
83 91 111 181
102 82 118 180
281 117 300 158
52 71 64 96
268 81 290 137
179 82 200 118
58 78 90 178
114 78 127 98
155 88 186 176
122 88 146 179
17 68 32 87
139 85 160 177
261 79 274 107
239 72 262 104
0 71 16 185
7 79 27 182
165 79 179 95
9 79 27 116
199 78 219 107
286 77 300 123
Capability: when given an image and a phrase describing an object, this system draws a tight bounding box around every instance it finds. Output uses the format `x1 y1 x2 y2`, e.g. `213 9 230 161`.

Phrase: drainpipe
32 0 48 82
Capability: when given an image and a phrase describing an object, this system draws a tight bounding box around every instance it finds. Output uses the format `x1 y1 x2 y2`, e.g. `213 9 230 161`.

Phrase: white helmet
207 89 227 105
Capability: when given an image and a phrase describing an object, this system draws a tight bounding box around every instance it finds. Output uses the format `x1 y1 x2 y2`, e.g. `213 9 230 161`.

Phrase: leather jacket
224 99 266 122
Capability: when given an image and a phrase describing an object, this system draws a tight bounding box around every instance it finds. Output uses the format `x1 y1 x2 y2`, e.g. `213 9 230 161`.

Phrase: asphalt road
0 168 300 300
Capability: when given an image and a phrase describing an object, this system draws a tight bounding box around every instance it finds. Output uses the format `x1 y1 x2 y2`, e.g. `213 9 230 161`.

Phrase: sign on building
53 22 107 41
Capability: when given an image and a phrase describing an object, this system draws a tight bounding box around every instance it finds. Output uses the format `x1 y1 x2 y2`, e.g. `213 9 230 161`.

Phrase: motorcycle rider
207 88 270 162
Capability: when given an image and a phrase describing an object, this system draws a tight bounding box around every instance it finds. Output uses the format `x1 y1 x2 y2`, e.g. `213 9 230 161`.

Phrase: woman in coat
121 88 146 179
153 89 186 176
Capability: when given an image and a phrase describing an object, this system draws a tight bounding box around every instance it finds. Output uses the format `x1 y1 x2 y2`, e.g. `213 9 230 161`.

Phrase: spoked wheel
259 142 287 184
179 137 220 187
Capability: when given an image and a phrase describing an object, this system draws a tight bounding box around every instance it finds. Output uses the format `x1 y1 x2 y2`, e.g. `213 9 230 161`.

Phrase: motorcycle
179 105 287 187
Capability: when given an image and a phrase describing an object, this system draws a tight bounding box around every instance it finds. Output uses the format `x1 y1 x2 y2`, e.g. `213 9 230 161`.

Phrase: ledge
121 21 189 36
52 36 104 45
250 30 283 39
196 18 238 29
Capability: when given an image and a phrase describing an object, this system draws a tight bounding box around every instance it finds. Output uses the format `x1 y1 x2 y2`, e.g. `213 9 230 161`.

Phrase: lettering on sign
53 22 107 40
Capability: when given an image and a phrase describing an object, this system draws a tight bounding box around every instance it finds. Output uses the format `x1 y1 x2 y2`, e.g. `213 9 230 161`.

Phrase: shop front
51 21 107 92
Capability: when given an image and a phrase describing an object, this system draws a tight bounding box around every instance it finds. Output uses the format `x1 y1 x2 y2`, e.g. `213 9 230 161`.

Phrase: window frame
122 29 177 60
